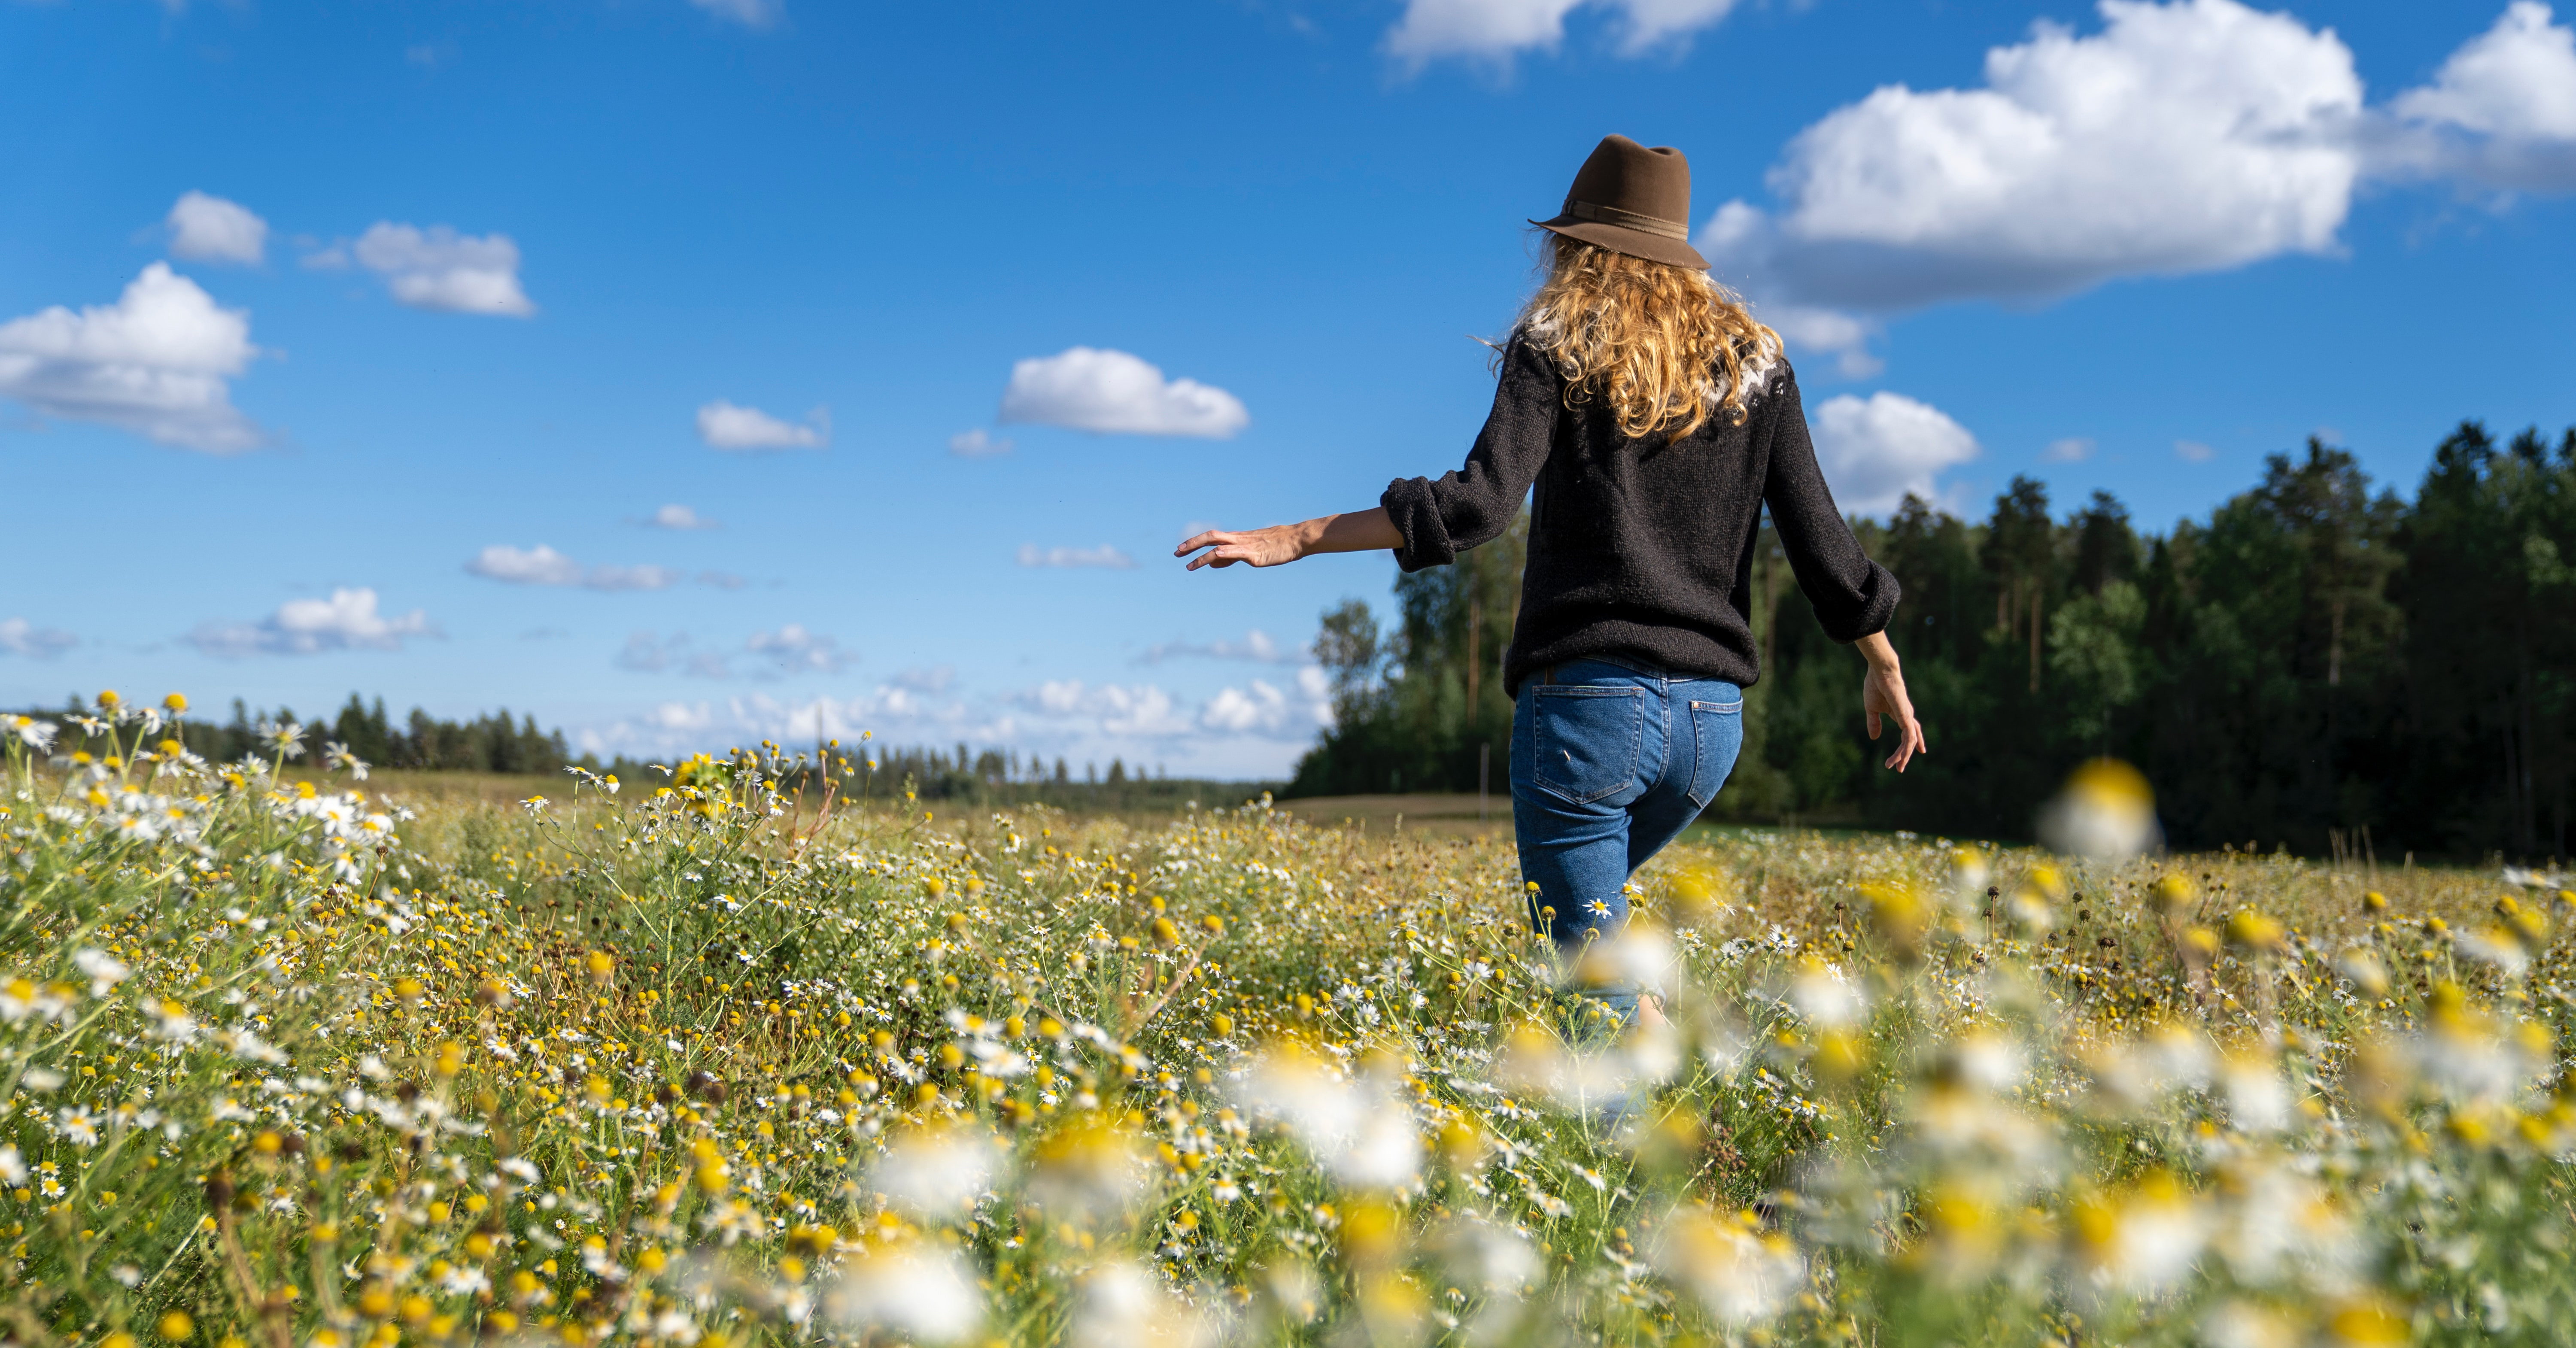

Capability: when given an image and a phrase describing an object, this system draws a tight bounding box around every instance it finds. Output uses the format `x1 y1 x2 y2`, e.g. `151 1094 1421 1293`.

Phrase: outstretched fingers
1883 711 1928 772
1176 530 1244 570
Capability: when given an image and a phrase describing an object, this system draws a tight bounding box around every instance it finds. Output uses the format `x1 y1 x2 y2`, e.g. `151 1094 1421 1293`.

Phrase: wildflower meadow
6 693 2576 1347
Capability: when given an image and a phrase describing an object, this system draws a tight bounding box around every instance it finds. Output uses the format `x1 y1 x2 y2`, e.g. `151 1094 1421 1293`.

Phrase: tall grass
3 693 2572 1346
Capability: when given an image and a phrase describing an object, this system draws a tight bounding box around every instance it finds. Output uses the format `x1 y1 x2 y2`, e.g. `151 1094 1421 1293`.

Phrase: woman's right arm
1175 335 1561 576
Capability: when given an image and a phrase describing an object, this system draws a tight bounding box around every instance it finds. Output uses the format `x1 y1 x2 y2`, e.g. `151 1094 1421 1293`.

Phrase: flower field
6 695 2576 1347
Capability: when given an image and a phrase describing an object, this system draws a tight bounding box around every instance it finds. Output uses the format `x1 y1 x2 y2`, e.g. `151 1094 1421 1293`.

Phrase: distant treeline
816 742 1273 811
9 694 584 778
1293 421 2576 861
16 694 1276 812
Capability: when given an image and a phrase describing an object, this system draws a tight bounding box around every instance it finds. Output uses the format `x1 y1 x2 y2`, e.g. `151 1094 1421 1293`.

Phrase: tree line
12 694 591 778
15 692 1269 812
1291 422 2575 861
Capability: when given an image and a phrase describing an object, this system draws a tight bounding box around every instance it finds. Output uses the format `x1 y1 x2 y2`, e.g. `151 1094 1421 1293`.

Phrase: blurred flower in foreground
1571 924 1680 1007
2072 1170 2207 1297
1238 1041 1421 1187
1072 1260 1210 1348
1654 1204 1802 1327
2038 758 2160 861
1026 1121 1151 1227
1786 956 1865 1028
820 1246 982 1343
874 1125 1001 1220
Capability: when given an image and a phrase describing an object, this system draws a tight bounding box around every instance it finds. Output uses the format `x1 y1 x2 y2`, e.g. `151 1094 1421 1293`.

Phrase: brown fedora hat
1531 134 1708 270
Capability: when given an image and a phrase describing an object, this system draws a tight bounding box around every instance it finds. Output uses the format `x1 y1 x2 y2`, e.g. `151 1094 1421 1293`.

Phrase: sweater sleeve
1760 365 1901 643
1381 336 1561 572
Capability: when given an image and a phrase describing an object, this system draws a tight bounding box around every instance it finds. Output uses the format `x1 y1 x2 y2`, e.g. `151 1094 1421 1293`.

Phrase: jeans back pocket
1685 696 1744 808
1532 686 1645 805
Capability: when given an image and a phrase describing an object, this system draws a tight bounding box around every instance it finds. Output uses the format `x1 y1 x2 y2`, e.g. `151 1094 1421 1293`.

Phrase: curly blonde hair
1517 234 1782 442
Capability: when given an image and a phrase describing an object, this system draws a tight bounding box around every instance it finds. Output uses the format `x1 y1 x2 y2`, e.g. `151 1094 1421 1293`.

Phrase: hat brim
1532 216 1708 270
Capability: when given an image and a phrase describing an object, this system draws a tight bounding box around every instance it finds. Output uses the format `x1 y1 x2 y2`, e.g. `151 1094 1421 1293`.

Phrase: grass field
5 698 2574 1347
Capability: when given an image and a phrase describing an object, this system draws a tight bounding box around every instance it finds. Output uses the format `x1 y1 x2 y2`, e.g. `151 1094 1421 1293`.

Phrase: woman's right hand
1175 523 1313 570
1176 507 1402 571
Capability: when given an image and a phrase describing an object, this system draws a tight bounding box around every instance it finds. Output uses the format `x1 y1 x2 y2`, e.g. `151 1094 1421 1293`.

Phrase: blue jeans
1512 659 1744 1020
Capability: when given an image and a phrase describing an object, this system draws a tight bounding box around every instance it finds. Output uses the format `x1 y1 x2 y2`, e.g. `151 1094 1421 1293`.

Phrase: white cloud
1701 0 2364 367
2390 2 2576 191
948 427 1013 458
689 0 779 27
697 399 827 451
643 503 719 530
465 544 681 592
699 570 749 590
615 626 855 678
746 624 857 675
1018 543 1136 570
2042 436 2096 463
0 618 76 659
2175 439 2217 462
165 192 267 265
1385 0 1740 64
185 588 434 657
1200 671 1336 736
1018 681 1197 738
577 687 989 759
893 665 957 693
1142 629 1289 664
349 222 535 316
0 263 261 452
998 347 1249 439
615 632 733 678
1808 392 1981 517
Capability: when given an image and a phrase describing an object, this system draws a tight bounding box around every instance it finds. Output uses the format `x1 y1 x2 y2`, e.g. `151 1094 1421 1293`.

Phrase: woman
1176 135 1926 1026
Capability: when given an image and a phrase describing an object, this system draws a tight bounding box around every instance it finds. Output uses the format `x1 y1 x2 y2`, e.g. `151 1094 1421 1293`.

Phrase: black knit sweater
1381 336 1898 696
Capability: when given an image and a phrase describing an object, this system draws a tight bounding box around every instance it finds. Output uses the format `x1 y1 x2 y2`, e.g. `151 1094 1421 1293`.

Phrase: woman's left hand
1856 631 1927 772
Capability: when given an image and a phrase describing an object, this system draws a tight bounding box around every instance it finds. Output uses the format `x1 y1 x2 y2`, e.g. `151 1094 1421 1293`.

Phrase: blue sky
3 0 2572 776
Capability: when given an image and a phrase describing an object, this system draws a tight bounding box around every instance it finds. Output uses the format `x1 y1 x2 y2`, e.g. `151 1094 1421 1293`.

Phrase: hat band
1563 198 1689 240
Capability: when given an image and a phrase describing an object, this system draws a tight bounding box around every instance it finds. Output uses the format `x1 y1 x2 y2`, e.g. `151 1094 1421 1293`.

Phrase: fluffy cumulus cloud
643 503 719 530
1015 669 1331 743
164 192 267 265
697 399 828 451
185 588 434 658
1697 1 2576 371
338 223 535 317
1018 543 1136 570
1018 681 1197 738
0 263 262 452
2390 2 2576 190
998 348 1249 439
1808 392 1981 517
1385 0 1741 63
1703 0 2363 353
465 545 681 592
0 618 76 659
1200 669 1334 735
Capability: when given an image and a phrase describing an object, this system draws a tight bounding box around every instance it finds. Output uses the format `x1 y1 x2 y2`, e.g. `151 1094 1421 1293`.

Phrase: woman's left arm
1175 507 1404 570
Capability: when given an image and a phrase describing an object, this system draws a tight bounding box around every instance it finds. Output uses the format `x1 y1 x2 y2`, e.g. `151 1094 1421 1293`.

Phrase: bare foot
1635 995 1669 1030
